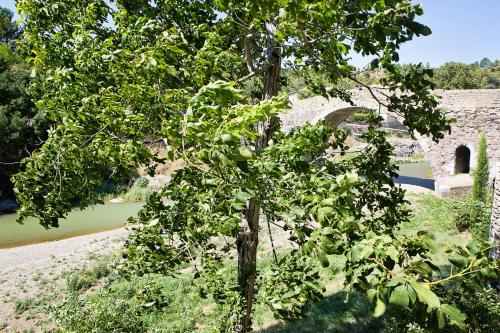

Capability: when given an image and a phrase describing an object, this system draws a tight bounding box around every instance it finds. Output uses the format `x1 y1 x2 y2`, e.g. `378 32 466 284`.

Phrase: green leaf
389 285 409 308
366 289 377 302
437 308 445 329
441 304 466 329
410 281 440 310
479 267 498 279
448 255 467 268
319 236 338 255
373 298 386 318
317 251 329 268
238 146 253 160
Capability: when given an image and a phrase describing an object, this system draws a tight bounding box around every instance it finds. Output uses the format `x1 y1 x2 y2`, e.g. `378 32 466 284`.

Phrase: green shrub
347 109 377 123
14 298 35 316
66 257 114 293
382 283 499 333
450 197 491 240
95 180 129 199
124 177 154 202
440 285 500 333
53 294 143 333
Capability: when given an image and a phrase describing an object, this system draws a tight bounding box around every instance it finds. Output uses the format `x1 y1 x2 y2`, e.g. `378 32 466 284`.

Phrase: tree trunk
489 168 500 260
235 18 281 333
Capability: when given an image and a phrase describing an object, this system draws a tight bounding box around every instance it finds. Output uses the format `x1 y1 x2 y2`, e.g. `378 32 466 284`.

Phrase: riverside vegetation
4 194 497 332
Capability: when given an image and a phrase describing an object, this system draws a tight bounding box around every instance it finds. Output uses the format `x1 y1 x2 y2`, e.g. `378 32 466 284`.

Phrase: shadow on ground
258 291 385 333
396 175 435 190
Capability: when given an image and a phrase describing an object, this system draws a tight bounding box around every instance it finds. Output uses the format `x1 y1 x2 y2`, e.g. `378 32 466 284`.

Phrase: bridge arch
322 107 372 128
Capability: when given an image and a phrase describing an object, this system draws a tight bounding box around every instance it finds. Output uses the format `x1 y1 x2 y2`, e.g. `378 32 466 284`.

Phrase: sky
1 0 498 68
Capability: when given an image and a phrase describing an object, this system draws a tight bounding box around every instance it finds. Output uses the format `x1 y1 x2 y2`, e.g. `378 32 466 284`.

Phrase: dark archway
455 145 471 174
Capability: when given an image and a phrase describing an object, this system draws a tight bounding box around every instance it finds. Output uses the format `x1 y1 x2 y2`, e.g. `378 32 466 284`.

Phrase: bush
347 109 377 123
66 257 114 293
435 284 500 333
123 177 154 202
383 283 500 333
450 197 491 240
53 294 144 333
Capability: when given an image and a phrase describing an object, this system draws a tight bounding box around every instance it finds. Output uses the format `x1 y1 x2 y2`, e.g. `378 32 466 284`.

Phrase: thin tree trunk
236 18 281 333
489 168 500 260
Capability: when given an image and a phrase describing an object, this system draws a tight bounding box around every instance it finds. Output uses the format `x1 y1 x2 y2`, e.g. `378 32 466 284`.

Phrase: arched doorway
454 145 471 174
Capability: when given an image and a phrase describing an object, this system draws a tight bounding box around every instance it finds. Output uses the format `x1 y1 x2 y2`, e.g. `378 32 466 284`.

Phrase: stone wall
418 90 500 180
286 88 500 181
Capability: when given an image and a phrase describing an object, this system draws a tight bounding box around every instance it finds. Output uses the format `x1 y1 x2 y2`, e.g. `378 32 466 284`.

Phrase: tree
472 133 489 203
0 7 20 45
433 62 484 89
479 57 493 69
0 43 47 198
14 1 499 332
469 132 490 239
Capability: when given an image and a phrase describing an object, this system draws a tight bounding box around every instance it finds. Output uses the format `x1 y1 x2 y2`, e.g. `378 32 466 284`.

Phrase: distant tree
433 62 484 89
479 57 493 69
0 7 20 45
0 44 47 198
0 42 19 71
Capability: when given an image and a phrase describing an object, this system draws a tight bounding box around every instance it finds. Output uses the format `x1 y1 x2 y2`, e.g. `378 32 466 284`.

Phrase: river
0 162 434 249
0 203 142 249
396 162 435 190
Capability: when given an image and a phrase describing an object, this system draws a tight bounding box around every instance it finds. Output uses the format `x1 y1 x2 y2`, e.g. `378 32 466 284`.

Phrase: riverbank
0 228 128 331
2 193 489 332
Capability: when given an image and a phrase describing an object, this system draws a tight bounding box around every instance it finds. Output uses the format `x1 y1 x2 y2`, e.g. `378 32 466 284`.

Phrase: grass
26 193 496 332
123 177 155 202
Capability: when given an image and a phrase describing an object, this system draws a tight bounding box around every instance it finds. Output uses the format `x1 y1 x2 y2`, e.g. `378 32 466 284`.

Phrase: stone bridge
283 88 500 196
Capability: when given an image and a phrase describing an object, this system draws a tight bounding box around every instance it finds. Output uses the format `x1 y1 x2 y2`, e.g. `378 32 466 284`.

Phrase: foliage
0 44 48 198
451 196 492 241
14 1 499 332
346 109 377 123
123 177 154 202
433 61 500 89
53 293 144 333
472 133 489 203
385 283 500 333
0 7 20 45
66 258 113 293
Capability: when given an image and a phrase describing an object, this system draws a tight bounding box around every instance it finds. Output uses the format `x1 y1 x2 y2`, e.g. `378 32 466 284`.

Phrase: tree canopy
14 1 499 332
0 7 47 198
0 7 21 45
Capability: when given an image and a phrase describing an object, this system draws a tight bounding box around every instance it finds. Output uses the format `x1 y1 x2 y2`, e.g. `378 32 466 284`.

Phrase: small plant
66 257 114 293
14 298 35 316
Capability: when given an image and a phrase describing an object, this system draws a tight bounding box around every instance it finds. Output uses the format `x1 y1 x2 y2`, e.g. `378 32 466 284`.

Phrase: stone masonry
284 87 500 253
284 88 500 197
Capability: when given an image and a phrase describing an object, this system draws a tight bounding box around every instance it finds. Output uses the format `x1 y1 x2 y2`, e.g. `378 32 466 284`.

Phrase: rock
108 197 125 204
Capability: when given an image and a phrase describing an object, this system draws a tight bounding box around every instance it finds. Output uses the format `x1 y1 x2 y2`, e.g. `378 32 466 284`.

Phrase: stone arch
322 107 372 127
454 145 471 174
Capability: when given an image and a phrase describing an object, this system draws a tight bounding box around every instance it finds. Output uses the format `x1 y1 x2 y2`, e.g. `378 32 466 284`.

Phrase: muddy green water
0 203 142 249
397 162 433 179
0 163 433 249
